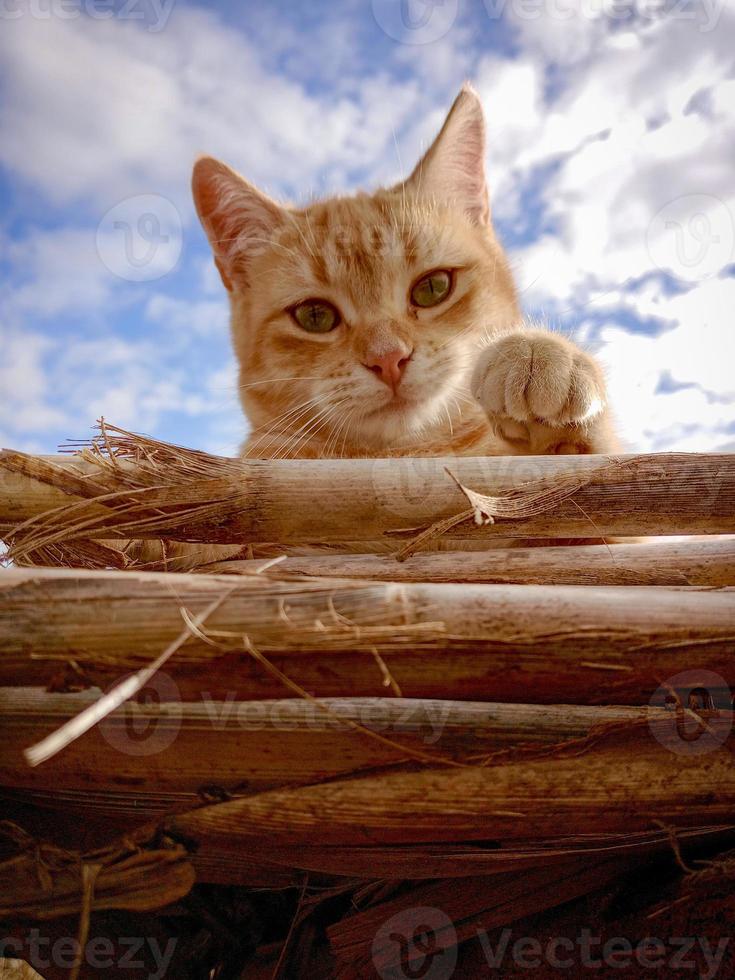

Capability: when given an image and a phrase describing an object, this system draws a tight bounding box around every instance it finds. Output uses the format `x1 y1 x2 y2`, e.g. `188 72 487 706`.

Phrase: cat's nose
364 349 413 392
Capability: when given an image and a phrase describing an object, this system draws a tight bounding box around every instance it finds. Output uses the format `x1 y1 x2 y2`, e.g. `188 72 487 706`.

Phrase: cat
192 83 618 462
123 84 618 569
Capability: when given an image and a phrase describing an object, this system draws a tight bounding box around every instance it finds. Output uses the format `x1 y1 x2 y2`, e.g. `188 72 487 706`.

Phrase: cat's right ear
399 84 490 226
192 157 286 291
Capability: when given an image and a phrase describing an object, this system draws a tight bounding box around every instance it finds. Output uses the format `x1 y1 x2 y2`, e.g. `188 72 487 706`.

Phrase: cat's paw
471 331 606 429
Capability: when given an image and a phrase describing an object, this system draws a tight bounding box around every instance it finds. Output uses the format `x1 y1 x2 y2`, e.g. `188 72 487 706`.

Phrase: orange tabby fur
192 84 618 461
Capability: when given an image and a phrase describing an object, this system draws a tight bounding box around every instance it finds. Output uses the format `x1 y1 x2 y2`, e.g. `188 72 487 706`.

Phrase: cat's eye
410 269 453 308
290 299 341 333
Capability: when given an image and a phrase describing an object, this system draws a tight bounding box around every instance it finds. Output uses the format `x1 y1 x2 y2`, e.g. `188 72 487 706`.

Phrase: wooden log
7 785 728 884
1 568 733 704
171 721 735 847
0 689 666 797
5 784 731 886
1 451 734 543
331 858 639 972
186 826 735 881
206 537 735 586
330 837 735 972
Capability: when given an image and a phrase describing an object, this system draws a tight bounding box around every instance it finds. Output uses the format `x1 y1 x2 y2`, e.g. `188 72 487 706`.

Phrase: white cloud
476 56 546 215
0 4 431 211
0 328 69 437
0 319 239 450
0 0 733 455
145 293 228 337
599 312 735 452
2 228 117 319
470 5 735 449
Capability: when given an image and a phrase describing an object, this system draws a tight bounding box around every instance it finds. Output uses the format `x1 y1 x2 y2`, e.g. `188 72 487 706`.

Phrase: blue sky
1 0 733 456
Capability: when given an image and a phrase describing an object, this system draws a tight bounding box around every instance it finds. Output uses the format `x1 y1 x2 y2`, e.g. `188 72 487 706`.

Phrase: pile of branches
0 422 734 976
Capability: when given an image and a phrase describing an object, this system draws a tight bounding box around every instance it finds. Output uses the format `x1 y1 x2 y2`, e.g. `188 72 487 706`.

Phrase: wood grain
1 451 734 542
171 721 735 846
1 568 733 703
0 688 667 796
206 537 735 585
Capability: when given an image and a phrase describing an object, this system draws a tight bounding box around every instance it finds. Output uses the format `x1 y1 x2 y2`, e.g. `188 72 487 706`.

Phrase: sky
0 0 733 457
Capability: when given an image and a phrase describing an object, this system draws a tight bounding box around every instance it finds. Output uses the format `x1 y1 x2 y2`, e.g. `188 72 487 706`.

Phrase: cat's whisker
320 402 354 455
244 395 330 456
248 392 326 433
445 404 454 437
309 405 353 458
255 394 349 454
282 400 348 455
323 405 353 459
284 405 350 458
276 398 352 460
449 393 471 417
330 418 351 459
332 400 354 458
248 383 351 454
338 406 359 459
341 405 365 458
348 405 370 457
238 376 327 392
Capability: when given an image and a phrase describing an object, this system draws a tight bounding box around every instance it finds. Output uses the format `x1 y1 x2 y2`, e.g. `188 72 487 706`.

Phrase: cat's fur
192 84 618 461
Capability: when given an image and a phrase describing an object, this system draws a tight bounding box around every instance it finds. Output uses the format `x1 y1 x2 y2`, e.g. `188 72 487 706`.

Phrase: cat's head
193 84 519 455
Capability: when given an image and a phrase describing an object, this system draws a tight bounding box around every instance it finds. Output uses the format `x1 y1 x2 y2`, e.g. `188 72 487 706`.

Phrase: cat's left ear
401 83 490 226
192 156 286 290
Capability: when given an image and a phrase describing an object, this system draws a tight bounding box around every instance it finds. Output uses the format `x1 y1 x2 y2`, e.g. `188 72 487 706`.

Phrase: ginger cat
192 84 618 462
